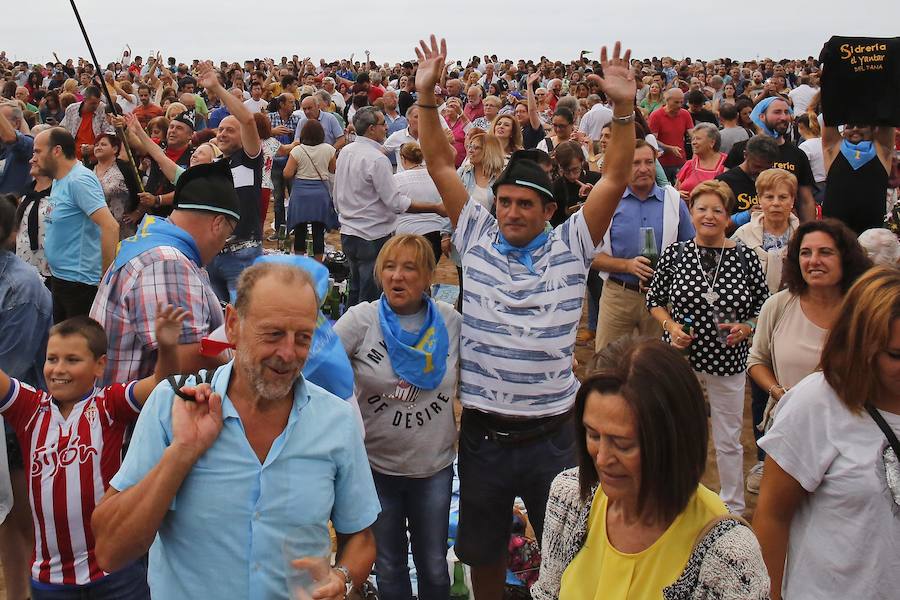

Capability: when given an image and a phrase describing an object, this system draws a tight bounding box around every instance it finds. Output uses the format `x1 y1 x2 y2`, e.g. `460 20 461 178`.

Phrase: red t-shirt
367 85 385 105
648 108 694 167
74 112 96 160
132 103 164 128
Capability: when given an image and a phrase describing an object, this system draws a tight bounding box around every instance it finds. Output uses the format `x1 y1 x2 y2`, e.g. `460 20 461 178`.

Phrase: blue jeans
271 161 290 231
371 465 453 600
341 234 390 307
31 562 149 600
206 245 263 304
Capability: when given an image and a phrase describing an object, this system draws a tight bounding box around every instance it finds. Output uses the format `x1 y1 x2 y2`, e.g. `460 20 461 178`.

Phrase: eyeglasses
562 165 582 175
466 144 483 151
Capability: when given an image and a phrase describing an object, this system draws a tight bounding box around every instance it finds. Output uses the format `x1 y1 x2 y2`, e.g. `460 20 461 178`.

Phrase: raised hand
414 35 447 96
587 42 636 106
170 383 224 461
195 61 221 91
527 72 540 86
154 304 190 349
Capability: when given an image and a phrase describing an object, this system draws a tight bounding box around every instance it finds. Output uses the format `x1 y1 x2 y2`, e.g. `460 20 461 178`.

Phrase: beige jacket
732 211 800 294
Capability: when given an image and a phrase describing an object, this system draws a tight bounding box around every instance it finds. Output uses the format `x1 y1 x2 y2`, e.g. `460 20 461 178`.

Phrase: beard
236 352 304 407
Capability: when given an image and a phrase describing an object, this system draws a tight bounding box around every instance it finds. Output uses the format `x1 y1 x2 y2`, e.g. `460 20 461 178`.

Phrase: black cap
173 158 241 221
172 111 195 131
492 156 554 203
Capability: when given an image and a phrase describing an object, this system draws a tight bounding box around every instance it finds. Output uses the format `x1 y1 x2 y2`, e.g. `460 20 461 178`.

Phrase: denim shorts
454 409 576 566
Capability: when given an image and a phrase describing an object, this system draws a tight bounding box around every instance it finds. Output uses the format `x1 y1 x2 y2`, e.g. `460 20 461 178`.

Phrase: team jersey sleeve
0 378 43 433
96 382 142 425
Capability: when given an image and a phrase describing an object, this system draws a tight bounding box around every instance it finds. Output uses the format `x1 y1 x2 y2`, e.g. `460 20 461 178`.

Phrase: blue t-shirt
44 163 107 285
111 362 380 600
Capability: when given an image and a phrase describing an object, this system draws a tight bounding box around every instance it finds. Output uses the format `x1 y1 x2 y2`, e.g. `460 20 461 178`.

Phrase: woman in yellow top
532 337 769 600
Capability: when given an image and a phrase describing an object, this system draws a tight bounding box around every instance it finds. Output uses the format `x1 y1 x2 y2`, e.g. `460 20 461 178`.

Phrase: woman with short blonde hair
334 234 461 600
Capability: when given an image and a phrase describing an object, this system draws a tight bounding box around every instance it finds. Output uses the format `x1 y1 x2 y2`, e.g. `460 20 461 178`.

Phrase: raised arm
525 72 542 131
197 61 261 156
123 113 179 181
580 42 636 245
416 36 469 227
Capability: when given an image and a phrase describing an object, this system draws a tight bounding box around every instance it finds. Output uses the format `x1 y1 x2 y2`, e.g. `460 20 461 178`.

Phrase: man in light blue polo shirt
592 139 694 350
293 95 346 149
91 261 379 600
31 127 119 323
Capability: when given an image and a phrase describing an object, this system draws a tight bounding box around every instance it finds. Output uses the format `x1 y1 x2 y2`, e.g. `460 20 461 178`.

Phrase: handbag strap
300 145 329 183
866 404 900 458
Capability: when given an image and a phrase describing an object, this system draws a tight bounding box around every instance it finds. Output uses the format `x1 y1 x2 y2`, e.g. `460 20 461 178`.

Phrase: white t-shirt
243 97 268 114
788 84 818 115
333 300 460 477
393 167 448 235
759 371 900 600
799 137 826 183
452 200 595 417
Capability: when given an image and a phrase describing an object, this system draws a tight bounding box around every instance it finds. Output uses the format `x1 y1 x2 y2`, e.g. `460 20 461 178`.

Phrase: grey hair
691 122 721 152
0 100 24 123
586 94 602 107
858 228 900 266
323 77 335 85
556 96 578 114
315 90 332 106
353 106 382 136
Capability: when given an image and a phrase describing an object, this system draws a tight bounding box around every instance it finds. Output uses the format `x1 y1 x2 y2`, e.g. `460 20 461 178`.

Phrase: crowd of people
0 32 899 600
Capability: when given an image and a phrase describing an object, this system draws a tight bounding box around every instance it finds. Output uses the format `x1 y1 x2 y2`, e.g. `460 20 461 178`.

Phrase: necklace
693 238 727 306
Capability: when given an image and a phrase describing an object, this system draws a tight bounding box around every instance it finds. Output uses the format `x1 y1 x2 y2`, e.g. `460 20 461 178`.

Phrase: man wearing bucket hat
415 34 637 600
724 96 816 221
90 159 239 384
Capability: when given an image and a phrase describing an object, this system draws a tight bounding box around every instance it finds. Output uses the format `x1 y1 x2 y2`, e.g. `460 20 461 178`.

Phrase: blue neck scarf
492 224 551 274
750 97 792 139
840 139 878 170
378 295 449 391
108 216 201 281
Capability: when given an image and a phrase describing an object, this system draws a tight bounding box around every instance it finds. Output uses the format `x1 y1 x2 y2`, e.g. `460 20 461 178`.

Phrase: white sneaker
746 461 764 494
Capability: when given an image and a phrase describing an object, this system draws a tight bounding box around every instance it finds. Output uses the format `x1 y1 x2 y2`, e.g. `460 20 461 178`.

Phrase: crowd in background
0 35 899 600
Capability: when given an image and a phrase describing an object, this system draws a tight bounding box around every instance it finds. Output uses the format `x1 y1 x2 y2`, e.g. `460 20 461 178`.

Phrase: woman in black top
647 180 768 515
821 123 895 235
550 140 600 227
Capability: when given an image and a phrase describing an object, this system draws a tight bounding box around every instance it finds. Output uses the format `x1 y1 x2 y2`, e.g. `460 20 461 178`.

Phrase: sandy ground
0 219 761 597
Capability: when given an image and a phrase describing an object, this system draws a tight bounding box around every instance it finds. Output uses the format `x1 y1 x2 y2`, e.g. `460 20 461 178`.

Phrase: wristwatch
334 565 353 599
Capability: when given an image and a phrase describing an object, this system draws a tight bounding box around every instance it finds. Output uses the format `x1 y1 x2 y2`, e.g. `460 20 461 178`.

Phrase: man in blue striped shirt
416 35 638 600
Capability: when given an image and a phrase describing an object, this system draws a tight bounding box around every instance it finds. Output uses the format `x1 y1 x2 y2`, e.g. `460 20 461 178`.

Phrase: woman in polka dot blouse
647 180 769 515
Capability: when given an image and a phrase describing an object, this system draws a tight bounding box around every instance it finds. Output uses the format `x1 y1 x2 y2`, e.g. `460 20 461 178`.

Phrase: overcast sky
4 1 898 66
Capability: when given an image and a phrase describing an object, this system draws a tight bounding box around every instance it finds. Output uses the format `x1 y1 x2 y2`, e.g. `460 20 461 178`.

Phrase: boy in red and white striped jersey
0 305 187 598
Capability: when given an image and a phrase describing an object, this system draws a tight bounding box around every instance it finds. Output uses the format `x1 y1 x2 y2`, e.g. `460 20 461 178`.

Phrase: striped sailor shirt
452 199 594 417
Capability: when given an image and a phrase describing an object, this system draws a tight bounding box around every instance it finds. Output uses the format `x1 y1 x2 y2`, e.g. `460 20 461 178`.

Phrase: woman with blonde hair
732 168 801 293
62 78 82 101
164 102 187 121
755 266 900 600
334 234 461 600
490 113 523 157
457 130 505 210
